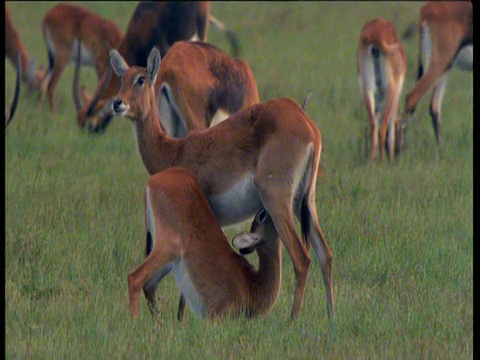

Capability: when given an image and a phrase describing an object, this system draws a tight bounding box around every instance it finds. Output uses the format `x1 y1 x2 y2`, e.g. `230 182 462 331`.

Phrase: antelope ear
232 233 262 255
109 50 128 78
147 47 161 84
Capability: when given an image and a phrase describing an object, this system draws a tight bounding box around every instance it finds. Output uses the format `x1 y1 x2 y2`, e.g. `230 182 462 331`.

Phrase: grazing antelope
400 1 473 147
76 1 240 133
129 167 281 320
110 47 334 321
5 2 41 93
357 18 407 164
5 53 22 129
75 40 259 137
37 3 123 114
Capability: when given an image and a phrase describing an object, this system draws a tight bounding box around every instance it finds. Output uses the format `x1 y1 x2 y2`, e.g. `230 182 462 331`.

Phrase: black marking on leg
145 230 153 257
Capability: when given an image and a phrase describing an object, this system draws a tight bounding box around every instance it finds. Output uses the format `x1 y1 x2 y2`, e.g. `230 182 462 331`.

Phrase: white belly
208 174 263 226
454 45 473 71
360 45 389 117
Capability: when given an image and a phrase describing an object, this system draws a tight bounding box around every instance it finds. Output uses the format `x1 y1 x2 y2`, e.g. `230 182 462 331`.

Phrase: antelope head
73 40 115 133
74 71 114 133
110 47 160 121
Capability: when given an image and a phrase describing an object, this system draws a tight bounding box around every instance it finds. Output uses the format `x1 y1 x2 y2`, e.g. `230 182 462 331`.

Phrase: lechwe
152 41 259 137
400 1 472 148
37 3 123 114
110 47 334 321
357 18 407 164
76 1 241 132
129 167 281 320
74 40 259 137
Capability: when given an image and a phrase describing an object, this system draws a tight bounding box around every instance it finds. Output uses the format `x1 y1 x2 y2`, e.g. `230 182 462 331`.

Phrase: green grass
5 2 472 359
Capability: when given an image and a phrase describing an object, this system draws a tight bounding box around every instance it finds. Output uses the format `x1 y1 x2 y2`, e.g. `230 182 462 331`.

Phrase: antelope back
79 1 211 132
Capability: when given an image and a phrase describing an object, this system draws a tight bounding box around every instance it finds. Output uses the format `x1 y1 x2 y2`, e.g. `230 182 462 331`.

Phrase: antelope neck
248 240 282 314
133 91 179 175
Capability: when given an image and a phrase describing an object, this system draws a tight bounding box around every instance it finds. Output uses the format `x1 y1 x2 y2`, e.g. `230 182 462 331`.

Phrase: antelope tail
209 14 240 57
301 93 313 111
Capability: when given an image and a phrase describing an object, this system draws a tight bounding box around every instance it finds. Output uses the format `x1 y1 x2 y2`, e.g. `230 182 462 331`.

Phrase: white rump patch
360 45 376 95
361 44 389 119
421 21 432 72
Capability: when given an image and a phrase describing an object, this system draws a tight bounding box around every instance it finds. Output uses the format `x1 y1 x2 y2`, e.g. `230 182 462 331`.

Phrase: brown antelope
37 3 123 114
152 41 259 137
74 40 259 137
5 53 22 129
129 167 281 320
110 47 334 321
76 1 241 133
357 18 407 164
400 1 473 147
5 2 41 93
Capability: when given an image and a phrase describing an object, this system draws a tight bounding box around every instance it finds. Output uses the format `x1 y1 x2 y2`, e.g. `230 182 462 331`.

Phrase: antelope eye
137 76 145 86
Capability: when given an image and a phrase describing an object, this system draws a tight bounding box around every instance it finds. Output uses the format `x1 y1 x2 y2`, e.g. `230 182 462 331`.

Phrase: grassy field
5 2 472 359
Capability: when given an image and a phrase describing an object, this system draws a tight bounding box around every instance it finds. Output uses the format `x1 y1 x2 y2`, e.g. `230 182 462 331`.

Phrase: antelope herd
74 1 243 132
5 1 472 324
110 46 333 320
357 1 472 163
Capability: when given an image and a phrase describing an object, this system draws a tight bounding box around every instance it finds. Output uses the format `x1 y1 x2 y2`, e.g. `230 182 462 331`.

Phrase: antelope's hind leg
128 241 178 320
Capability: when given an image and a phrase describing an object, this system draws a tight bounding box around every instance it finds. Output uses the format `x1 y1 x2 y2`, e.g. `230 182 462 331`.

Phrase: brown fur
40 3 122 113
111 48 334 321
38 3 123 114
76 1 212 131
153 41 259 136
129 168 282 320
401 1 472 146
357 18 407 164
